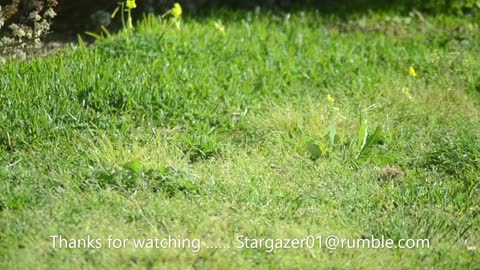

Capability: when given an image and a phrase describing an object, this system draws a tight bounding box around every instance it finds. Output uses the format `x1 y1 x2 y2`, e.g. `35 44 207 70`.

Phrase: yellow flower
126 0 136 9
172 3 182 18
408 66 417 77
327 94 335 104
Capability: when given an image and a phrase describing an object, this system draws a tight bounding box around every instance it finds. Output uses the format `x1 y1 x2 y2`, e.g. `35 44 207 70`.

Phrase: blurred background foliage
2 0 479 33
1 0 479 50
54 0 480 32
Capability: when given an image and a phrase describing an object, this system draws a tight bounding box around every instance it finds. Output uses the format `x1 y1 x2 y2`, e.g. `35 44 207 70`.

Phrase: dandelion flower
172 3 182 18
408 66 417 77
126 0 136 9
327 94 335 104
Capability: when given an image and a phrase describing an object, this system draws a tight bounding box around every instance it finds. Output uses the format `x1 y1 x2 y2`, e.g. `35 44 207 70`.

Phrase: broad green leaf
85 31 104 40
101 25 112 37
357 126 384 159
123 160 142 174
306 140 323 160
77 34 87 48
369 153 395 165
329 123 336 146
111 6 120 19
357 119 368 151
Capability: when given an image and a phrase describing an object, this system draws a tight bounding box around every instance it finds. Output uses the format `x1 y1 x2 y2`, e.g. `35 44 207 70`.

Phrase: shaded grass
1 11 480 269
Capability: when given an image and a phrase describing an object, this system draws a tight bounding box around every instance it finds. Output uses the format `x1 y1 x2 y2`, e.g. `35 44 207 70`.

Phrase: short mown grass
1 10 479 269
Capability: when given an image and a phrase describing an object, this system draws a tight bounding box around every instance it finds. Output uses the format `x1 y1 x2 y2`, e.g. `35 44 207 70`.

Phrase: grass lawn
1 9 479 269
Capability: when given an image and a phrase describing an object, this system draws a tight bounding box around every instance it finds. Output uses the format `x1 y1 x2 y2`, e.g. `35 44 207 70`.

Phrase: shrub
0 0 58 60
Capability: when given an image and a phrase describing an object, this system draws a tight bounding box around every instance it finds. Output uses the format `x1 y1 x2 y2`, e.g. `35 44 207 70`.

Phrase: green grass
1 10 480 269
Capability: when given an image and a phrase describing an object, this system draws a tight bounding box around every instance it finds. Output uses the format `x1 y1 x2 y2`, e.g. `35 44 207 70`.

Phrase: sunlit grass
1 10 479 269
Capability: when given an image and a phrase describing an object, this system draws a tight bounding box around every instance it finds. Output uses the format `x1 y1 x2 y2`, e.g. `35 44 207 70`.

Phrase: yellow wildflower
327 94 335 104
408 66 417 77
172 3 182 18
126 0 136 9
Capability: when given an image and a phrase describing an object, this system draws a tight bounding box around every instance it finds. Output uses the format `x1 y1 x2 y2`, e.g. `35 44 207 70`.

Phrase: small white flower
29 11 42 21
44 8 57 19
9 24 26 38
